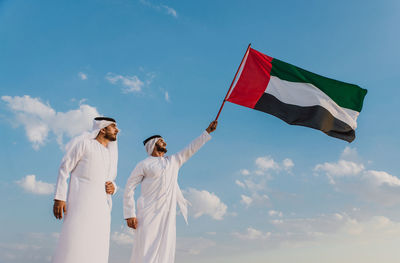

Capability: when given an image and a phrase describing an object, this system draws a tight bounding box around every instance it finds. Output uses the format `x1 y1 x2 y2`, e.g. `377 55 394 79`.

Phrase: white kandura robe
52 139 116 263
124 131 211 263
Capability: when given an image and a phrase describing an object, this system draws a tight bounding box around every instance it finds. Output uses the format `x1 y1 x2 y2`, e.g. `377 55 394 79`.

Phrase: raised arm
53 140 86 219
123 163 144 221
173 120 217 167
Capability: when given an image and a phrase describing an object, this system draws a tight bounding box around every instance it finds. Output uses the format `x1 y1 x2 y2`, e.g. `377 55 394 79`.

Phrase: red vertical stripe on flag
227 48 273 109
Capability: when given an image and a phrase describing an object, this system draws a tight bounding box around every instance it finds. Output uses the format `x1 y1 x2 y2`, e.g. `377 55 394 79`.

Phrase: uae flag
225 46 367 142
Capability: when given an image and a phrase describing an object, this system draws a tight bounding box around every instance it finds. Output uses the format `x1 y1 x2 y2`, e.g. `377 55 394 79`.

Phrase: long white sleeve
123 163 144 219
173 130 212 167
54 140 86 201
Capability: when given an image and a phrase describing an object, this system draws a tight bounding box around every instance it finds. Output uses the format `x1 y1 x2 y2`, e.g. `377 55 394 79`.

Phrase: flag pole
215 43 251 121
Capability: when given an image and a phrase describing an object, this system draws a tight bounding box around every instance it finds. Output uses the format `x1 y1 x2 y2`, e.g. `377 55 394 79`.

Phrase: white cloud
239 191 269 207
78 72 87 80
253 156 294 175
140 0 178 18
240 169 250 176
0 232 58 263
255 156 280 171
236 155 292 208
111 230 134 245
314 160 365 184
348 216 400 236
314 160 365 177
243 179 266 192
314 147 400 205
269 210 283 217
3 95 55 119
232 227 271 240
269 212 349 238
354 170 400 206
363 170 400 187
164 91 170 102
239 156 294 179
106 73 144 93
161 4 178 18
270 219 284 225
236 168 270 207
334 213 344 220
312 214 400 239
184 188 227 220
283 158 294 170
262 212 400 249
2 95 99 149
240 195 253 206
16 175 54 195
314 147 365 184
235 180 245 188
340 146 359 161
177 237 215 256
0 243 41 251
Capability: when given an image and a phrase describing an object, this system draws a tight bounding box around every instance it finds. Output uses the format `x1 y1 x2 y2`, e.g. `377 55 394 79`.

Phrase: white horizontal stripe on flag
265 76 359 129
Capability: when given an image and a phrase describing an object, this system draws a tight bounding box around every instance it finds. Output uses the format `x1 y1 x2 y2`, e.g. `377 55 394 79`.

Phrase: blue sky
1 0 400 262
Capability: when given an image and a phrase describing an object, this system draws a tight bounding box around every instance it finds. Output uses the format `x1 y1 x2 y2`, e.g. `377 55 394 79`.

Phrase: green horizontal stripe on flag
270 58 367 112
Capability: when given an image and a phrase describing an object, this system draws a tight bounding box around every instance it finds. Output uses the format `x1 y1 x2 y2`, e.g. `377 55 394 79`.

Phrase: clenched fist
126 217 138 229
206 120 218 134
105 181 115 194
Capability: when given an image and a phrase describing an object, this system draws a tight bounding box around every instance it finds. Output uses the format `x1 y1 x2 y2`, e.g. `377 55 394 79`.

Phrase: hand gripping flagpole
215 43 251 121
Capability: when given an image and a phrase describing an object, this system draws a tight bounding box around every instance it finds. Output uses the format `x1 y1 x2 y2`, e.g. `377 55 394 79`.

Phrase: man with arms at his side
52 117 119 263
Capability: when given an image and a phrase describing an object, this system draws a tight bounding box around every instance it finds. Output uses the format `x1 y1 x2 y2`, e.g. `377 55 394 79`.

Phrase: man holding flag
123 120 217 263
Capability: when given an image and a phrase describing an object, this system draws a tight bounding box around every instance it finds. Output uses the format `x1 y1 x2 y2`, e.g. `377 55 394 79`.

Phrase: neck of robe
151 150 165 157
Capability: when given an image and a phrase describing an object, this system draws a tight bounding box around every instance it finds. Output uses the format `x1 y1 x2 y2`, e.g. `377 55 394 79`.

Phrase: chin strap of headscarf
64 118 118 209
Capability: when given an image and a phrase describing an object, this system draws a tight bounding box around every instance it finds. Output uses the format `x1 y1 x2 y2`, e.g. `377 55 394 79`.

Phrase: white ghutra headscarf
143 135 162 156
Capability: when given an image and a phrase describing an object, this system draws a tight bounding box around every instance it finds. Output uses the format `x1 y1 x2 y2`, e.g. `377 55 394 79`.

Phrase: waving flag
223 46 367 142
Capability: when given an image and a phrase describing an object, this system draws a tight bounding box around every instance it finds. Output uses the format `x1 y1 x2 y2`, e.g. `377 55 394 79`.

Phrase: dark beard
156 144 167 153
105 133 117 141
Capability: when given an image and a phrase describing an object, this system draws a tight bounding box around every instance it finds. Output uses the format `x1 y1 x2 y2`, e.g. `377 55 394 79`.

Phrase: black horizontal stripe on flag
254 93 355 142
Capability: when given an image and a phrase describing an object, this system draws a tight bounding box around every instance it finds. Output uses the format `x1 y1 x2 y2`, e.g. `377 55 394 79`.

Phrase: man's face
103 123 119 141
155 138 167 153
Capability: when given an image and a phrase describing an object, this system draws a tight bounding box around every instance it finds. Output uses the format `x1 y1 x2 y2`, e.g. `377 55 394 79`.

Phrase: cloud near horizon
314 147 400 206
232 227 271 240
